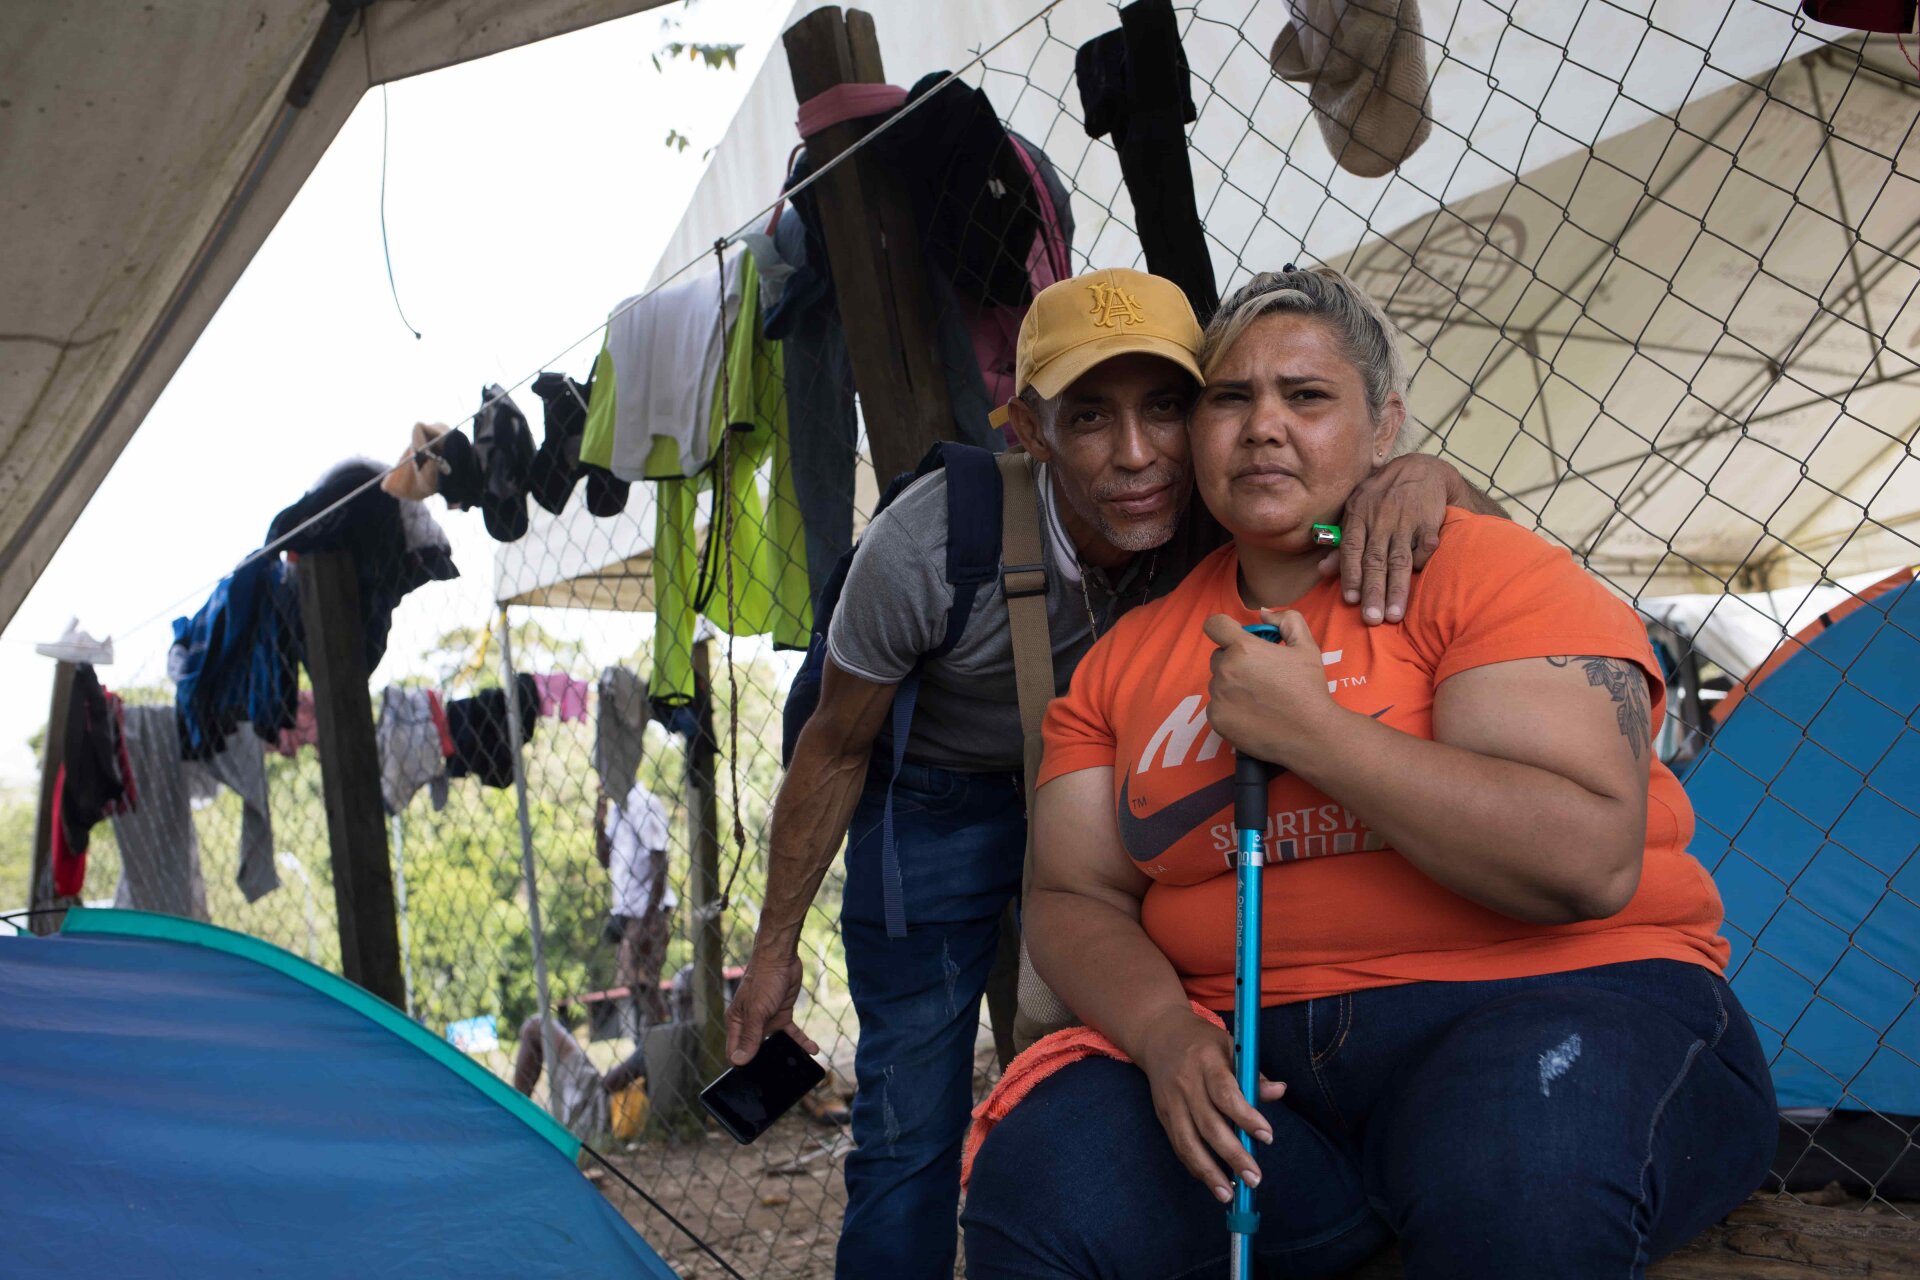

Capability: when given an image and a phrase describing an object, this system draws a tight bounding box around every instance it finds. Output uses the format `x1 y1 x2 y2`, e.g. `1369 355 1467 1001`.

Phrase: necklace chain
1078 551 1158 640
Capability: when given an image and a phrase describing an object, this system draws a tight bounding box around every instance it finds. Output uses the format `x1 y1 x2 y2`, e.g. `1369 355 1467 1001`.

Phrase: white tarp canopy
500 0 1916 607
0 0 669 631
1338 43 1920 596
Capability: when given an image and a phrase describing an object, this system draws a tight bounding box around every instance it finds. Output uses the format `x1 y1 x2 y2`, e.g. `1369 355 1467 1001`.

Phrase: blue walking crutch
1229 620 1285 1279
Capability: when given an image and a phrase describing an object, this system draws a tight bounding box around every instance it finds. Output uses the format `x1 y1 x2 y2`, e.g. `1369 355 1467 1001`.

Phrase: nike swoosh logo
1117 707 1393 864
1117 772 1235 863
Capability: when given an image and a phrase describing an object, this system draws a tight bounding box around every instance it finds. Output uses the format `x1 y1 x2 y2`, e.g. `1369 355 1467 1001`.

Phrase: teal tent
0 908 680 1277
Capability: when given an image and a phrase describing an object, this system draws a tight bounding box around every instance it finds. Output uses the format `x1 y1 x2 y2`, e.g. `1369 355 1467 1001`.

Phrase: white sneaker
35 617 113 666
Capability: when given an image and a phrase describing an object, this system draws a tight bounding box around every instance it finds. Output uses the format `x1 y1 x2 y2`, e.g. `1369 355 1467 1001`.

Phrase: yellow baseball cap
989 268 1205 427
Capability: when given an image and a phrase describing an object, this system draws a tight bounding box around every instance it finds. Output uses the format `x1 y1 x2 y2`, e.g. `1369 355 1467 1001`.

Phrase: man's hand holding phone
701 1028 827 1145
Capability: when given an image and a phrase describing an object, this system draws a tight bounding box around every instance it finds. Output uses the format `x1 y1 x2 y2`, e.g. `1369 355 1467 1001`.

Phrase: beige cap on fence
1270 0 1434 179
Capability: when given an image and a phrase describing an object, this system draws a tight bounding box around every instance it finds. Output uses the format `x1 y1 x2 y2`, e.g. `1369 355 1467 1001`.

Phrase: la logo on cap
1087 280 1146 328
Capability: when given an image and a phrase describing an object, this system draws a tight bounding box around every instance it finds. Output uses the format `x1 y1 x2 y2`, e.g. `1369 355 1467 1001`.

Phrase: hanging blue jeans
837 761 1026 1280
963 959 1777 1279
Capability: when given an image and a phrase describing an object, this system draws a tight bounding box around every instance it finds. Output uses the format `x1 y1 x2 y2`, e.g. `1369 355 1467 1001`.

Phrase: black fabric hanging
1076 0 1220 322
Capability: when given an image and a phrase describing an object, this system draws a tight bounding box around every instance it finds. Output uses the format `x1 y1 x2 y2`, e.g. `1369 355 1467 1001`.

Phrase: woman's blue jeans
963 959 1777 1279
836 761 1027 1280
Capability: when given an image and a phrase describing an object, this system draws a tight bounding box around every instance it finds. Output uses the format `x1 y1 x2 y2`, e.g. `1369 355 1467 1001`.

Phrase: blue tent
0 909 680 1278
1683 579 1920 1115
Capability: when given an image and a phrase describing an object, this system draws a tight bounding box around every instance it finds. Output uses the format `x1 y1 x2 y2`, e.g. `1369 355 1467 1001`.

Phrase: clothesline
90 0 1068 659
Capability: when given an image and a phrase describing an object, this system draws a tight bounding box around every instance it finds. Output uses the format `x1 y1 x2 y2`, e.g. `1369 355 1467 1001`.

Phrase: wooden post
28 661 79 936
688 638 728 1088
783 6 958 481
296 549 405 1007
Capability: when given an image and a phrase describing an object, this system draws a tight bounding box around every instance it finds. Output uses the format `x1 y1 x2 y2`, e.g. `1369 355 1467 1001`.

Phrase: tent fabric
0 908 677 1279
1638 564 1917 684
0 0 672 633
1713 566 1916 722
1682 581 1920 1115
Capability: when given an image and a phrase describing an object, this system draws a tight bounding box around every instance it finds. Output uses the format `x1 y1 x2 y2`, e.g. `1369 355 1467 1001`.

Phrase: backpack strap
993 450 1056 1067
996 451 1053 764
933 444 1002 658
1003 455 1088 1051
879 443 1010 940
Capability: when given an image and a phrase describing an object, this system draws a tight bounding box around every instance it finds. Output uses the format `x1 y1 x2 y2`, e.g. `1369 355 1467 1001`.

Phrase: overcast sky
0 0 796 785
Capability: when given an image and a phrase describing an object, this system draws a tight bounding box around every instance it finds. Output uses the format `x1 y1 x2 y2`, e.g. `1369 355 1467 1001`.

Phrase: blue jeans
838 762 1027 1280
963 960 1777 1279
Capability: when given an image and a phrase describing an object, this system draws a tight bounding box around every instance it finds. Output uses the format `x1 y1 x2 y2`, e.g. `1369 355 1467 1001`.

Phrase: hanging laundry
445 674 541 788
783 130 992 449
112 707 277 907
272 689 318 759
267 458 459 674
594 666 649 798
171 552 300 760
49 666 130 897
377 685 453 814
865 72 1076 410
434 426 485 507
532 672 590 723
650 247 812 706
481 386 536 541
106 689 136 815
761 205 858 611
867 74 1062 308
530 372 631 517
198 727 277 902
784 84 1075 443
579 253 747 484
1077 0 1220 319
110 705 212 920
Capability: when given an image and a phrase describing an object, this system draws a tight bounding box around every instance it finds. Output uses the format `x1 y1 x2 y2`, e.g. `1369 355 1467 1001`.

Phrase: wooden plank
1344 1194 1920 1277
688 638 727 1092
296 548 405 1007
1655 1196 1920 1278
782 6 956 482
28 661 79 935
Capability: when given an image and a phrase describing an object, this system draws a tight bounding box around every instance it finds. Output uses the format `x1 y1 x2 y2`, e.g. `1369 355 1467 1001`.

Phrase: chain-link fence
17 1 1920 1275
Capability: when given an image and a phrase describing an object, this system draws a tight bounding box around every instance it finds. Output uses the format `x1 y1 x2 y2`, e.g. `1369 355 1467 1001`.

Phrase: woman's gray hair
1200 265 1411 449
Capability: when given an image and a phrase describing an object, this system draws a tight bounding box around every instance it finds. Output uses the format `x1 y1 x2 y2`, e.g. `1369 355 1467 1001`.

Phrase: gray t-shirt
827 466 1217 772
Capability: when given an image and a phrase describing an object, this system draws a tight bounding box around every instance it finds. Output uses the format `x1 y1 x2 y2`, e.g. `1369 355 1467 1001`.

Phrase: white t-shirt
607 780 675 919
605 250 746 481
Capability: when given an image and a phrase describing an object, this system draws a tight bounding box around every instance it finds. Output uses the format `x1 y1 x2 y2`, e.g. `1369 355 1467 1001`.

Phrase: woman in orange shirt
961 268 1776 1279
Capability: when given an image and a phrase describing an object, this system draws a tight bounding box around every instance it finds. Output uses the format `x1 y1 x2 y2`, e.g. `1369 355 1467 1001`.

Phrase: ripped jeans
838 761 1026 1280
963 960 1778 1279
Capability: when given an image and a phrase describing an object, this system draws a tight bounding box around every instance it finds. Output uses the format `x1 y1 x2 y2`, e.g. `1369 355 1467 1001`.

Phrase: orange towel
961 1002 1226 1188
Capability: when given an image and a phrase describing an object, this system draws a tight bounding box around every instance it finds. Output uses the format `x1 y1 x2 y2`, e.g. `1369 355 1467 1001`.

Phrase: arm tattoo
1545 655 1651 760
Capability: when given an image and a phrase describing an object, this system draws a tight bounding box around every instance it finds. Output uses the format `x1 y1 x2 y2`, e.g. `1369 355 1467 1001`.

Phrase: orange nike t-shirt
1040 509 1729 1010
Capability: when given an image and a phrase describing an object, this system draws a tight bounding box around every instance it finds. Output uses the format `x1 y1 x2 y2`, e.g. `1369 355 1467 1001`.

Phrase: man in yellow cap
727 268 1499 1280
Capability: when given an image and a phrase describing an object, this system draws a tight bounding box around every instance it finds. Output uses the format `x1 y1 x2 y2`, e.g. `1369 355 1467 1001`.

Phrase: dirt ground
598 1110 851 1279
590 1025 1001 1279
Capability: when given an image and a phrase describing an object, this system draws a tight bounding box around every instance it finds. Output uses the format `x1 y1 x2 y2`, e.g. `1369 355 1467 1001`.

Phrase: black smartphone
700 1029 826 1144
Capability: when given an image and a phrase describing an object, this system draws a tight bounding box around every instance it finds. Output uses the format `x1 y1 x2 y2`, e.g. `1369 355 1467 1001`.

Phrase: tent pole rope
713 238 749 909
498 604 561 1121
582 1144 750 1280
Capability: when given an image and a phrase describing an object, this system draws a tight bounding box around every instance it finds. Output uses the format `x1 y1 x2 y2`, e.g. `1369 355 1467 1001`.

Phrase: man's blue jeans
963 959 1777 1279
837 762 1026 1280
